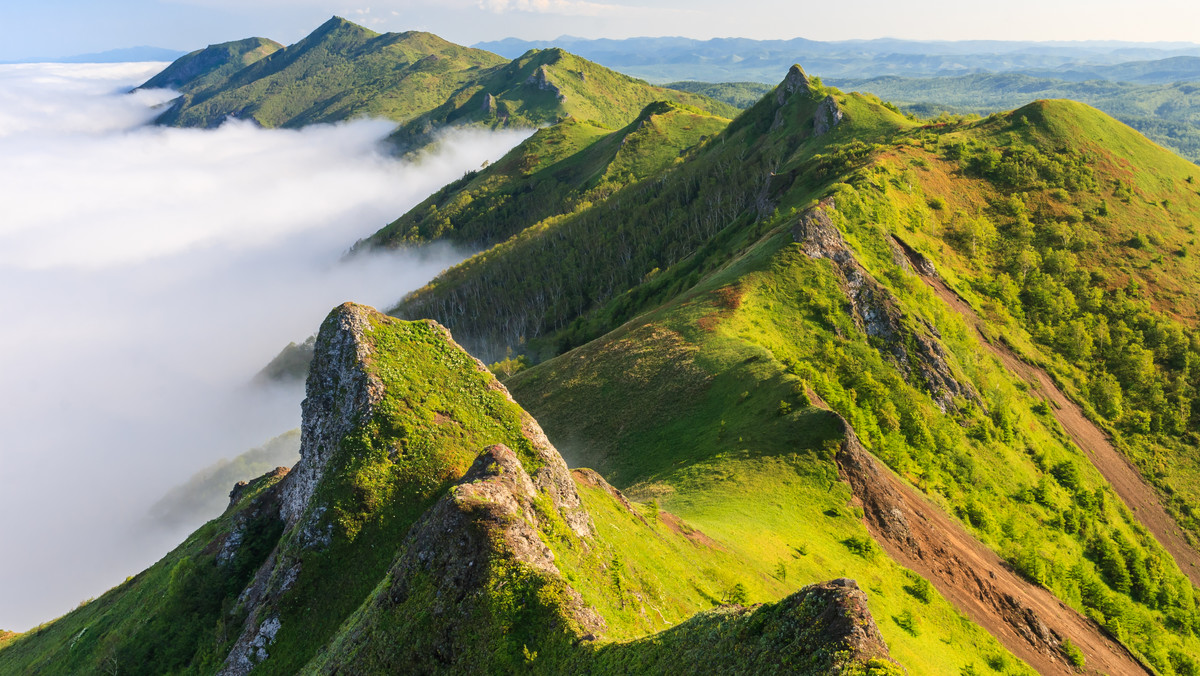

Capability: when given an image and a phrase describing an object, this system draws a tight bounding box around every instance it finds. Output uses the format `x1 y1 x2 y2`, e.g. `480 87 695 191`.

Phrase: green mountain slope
145 17 737 149
153 17 508 128
390 66 913 362
363 100 730 249
380 65 1200 672
15 59 1200 675
830 72 1200 162
139 37 283 94
0 303 948 675
388 47 738 152
665 80 775 109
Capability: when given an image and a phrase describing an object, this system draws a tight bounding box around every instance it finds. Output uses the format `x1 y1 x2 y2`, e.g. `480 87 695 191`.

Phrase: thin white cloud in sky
476 0 622 16
0 61 529 632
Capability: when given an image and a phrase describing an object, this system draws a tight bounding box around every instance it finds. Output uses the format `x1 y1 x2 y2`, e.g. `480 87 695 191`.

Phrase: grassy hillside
364 100 730 249
832 72 1200 161
153 17 508 128
139 37 282 94
0 303 1017 674
388 47 738 152
146 17 738 152
665 80 774 109
383 66 1200 671
0 468 290 674
391 66 914 362
15 58 1200 673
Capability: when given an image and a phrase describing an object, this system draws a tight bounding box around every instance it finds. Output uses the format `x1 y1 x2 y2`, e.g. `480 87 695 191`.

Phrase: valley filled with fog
0 62 528 631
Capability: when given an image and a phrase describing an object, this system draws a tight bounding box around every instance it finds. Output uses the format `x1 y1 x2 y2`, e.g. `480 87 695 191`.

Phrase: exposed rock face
793 202 979 410
775 64 810 105
526 64 566 102
311 444 605 672
220 303 386 675
788 578 894 668
387 444 605 633
218 303 597 674
427 321 595 539
280 303 384 529
813 95 843 136
481 92 497 114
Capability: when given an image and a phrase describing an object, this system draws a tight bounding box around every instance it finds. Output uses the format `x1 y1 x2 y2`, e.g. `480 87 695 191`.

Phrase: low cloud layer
0 62 528 631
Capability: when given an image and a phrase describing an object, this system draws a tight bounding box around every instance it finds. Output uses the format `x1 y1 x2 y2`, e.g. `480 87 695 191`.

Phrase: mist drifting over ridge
0 62 530 632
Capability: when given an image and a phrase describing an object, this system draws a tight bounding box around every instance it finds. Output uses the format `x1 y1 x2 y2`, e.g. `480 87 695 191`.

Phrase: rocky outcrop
526 64 566 102
217 303 598 674
775 64 811 106
387 444 605 632
813 95 843 136
220 303 386 675
280 303 384 529
426 320 595 539
786 578 894 668
793 202 979 410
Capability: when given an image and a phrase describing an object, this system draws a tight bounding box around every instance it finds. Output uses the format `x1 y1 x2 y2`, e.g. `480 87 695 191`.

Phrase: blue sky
4 0 1199 61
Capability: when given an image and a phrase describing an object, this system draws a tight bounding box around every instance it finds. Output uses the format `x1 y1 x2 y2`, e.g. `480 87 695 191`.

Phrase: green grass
140 37 283 94
366 101 728 249
664 81 775 109
832 72 1200 161
157 17 508 129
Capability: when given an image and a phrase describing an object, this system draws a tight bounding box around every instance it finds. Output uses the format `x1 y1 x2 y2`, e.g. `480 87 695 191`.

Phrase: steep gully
891 236 1200 588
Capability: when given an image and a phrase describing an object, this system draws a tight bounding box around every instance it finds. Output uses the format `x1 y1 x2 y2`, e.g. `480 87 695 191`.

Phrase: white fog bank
0 62 529 631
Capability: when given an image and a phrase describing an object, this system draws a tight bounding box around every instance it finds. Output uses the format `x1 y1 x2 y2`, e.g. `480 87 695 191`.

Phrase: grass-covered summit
139 37 283 94
144 16 735 144
151 17 508 128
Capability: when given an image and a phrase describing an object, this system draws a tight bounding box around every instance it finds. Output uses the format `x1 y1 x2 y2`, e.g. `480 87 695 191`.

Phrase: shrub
1062 638 1086 669
723 582 749 605
892 609 919 636
843 535 878 559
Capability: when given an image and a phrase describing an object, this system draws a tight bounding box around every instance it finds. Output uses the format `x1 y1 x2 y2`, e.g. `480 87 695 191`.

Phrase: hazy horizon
3 1 1199 63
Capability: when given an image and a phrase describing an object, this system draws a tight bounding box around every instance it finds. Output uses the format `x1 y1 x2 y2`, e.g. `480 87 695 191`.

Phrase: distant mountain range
475 36 1200 83
0 46 186 64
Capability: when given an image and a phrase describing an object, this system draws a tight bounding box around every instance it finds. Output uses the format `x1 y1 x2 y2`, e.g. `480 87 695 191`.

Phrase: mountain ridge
144 17 736 146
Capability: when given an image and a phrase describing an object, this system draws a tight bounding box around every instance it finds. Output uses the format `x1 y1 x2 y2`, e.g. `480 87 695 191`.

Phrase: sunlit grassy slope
388 65 1200 671
148 17 737 145
154 17 509 128
139 37 283 94
365 100 730 249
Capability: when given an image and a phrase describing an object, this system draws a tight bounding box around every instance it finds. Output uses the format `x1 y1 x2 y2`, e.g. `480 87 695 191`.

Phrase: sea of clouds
0 62 529 631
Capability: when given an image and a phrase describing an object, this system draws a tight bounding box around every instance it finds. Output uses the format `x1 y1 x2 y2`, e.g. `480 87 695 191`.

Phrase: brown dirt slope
813 390 1149 675
893 236 1200 588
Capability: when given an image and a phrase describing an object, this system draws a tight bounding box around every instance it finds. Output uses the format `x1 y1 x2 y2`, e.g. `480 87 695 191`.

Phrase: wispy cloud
476 0 623 17
0 62 529 631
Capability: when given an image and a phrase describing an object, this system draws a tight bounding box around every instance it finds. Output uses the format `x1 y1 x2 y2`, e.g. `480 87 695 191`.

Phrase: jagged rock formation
792 201 979 410
813 95 844 136
280 304 383 528
775 64 811 105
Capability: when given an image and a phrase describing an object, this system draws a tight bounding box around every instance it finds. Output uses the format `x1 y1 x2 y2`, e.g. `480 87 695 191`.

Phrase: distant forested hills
476 36 1200 82
830 74 1200 161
